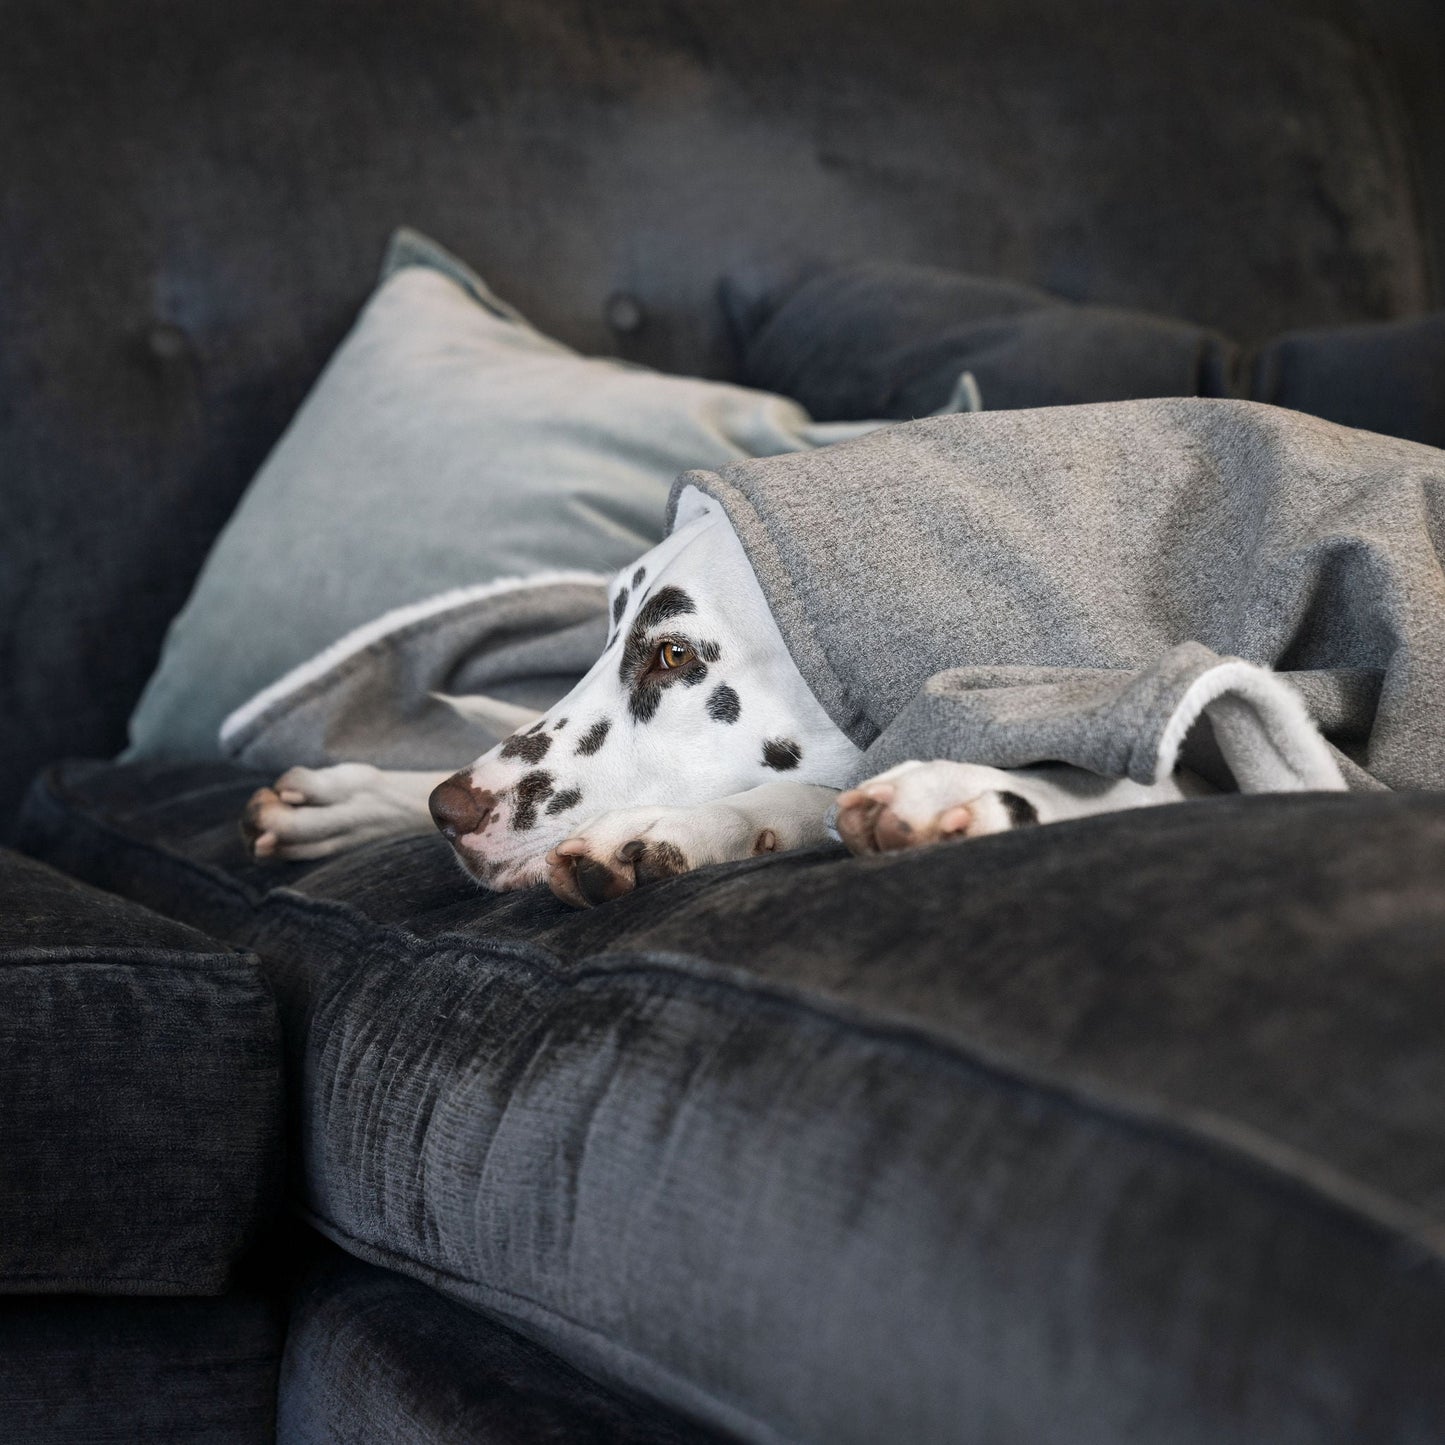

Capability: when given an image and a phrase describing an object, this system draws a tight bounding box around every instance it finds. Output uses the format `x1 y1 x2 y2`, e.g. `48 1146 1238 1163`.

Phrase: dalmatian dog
242 489 1198 906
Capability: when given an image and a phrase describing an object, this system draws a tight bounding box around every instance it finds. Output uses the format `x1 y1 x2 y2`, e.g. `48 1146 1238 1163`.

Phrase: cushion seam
0 948 263 972
298 1207 795 1445
0 1273 228 1293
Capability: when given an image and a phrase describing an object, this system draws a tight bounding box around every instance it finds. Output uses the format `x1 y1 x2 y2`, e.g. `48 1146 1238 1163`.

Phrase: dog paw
241 763 429 862
545 802 775 908
835 760 1039 856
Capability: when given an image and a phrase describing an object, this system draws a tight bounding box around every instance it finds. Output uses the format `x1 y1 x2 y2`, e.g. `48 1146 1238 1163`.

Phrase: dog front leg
835 759 1211 855
544 781 839 907
242 764 452 862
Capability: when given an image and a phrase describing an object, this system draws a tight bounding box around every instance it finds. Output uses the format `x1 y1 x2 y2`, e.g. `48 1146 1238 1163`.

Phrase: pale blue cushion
125 230 878 761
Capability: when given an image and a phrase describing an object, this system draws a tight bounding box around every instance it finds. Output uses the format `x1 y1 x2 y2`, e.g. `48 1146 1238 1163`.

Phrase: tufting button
147 322 190 361
605 292 644 334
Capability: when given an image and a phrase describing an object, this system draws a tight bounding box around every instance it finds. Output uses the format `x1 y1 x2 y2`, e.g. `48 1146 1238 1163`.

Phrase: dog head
430 490 859 889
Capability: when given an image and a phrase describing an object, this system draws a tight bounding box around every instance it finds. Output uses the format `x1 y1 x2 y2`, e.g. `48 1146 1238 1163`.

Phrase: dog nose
429 775 496 840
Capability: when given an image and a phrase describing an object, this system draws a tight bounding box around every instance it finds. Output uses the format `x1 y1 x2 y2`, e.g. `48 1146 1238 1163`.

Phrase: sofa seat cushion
0 845 283 1295
0 1288 282 1444
18 759 1445 1444
281 1244 721 1443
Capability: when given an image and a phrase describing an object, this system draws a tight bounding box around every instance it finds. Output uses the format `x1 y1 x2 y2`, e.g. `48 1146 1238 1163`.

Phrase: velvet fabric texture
0 1289 282 1443
282 1245 723 1442
730 262 1445 447
3 0 1440 830
18 760 1445 1443
0 849 284 1293
727 263 1242 419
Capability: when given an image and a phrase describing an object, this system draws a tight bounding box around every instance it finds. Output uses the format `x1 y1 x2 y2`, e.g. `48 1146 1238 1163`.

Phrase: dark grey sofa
15 758 1445 1442
4 2 1445 1441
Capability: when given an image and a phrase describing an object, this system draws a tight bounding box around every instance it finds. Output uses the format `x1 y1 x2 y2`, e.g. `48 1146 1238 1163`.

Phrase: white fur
242 764 448 862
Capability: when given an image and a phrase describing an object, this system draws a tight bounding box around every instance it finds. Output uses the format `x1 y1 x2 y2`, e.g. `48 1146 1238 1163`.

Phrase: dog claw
545 849 636 908
240 787 279 853
938 805 974 836
544 834 693 908
834 789 885 855
575 856 630 906
872 808 915 851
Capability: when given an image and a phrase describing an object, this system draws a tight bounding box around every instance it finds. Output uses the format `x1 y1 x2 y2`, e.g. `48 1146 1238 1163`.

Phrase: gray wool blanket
224 399 1445 797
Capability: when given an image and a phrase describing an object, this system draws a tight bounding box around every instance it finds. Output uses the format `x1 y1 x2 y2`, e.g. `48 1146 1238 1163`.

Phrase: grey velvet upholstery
0 1289 282 1443
281 1245 723 1443
18 759 1445 1443
0 848 284 1294
730 262 1445 446
727 264 1242 419
3 0 1443 830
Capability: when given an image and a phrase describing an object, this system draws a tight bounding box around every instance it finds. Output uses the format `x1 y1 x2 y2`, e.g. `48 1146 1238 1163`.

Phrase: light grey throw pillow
124 230 882 760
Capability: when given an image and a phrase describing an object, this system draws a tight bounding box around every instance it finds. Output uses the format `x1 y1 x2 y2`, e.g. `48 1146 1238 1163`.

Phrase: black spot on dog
630 683 663 723
511 770 555 832
1001 792 1040 827
632 566 646 588
553 717 567 731
500 731 552 764
762 738 802 771
612 586 629 626
680 662 708 687
699 639 721 663
546 787 582 815
527 718 546 734
707 684 741 723
634 585 695 631
577 718 611 755
618 838 690 885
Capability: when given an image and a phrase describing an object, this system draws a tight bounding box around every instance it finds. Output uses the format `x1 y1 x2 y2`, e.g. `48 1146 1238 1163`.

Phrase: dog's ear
430 691 544 735
671 484 716 530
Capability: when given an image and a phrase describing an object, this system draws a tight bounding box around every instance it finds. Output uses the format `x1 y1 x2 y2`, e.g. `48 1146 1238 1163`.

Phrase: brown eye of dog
657 641 695 670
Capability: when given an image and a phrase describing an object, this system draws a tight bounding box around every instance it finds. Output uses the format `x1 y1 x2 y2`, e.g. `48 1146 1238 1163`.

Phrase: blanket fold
219 574 608 772
862 643 1350 793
